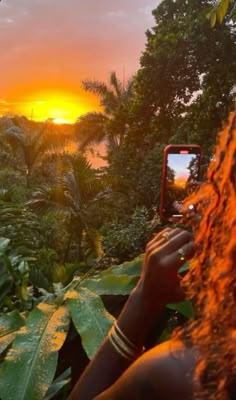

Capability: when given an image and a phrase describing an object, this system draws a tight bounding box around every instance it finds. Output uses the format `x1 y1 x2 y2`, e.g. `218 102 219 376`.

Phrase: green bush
101 207 159 263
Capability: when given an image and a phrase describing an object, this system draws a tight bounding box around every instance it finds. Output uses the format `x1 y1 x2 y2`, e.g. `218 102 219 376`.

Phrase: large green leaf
0 303 70 400
67 288 115 359
44 368 71 400
94 255 143 279
81 274 139 295
0 311 25 355
67 255 142 296
166 300 195 319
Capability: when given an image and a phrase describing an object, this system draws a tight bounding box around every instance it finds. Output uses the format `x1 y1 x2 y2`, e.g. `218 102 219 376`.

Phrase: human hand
137 227 194 309
168 181 202 226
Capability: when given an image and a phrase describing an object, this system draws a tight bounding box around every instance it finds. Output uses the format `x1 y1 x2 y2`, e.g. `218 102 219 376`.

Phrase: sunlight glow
175 178 187 188
17 90 91 123
53 117 72 125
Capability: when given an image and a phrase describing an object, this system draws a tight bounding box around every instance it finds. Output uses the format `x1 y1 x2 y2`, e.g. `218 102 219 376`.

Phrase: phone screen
162 148 201 219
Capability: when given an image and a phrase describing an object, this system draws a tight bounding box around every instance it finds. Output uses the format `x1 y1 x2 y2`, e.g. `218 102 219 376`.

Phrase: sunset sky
1 0 159 124
167 154 197 187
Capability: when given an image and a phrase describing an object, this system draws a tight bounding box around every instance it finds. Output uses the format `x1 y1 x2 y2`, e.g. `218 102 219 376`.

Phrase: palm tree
75 72 134 153
209 0 236 27
0 190 42 258
4 116 66 187
28 153 113 262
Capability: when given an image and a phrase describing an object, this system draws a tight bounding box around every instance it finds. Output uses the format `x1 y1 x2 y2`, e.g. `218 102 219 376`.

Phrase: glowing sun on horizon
18 90 91 124
175 176 187 188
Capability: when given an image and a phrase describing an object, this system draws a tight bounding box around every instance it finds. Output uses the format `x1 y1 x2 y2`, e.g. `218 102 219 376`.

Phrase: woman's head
182 113 236 399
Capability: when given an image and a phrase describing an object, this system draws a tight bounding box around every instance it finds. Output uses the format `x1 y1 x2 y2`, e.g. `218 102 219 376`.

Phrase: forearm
68 281 165 400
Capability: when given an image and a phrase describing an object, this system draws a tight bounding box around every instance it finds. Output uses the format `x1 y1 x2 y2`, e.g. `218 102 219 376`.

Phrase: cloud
137 1 162 18
4 17 15 23
106 10 127 18
0 17 16 28
138 6 153 16
0 1 29 29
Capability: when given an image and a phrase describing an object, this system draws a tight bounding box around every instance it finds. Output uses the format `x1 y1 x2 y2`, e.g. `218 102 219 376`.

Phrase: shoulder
138 340 196 399
96 340 196 400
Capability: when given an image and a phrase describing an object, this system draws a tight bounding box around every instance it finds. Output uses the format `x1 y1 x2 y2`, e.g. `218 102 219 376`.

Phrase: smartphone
160 145 202 220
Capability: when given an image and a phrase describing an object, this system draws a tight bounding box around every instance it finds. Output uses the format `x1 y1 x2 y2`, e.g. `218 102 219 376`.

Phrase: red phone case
159 144 202 219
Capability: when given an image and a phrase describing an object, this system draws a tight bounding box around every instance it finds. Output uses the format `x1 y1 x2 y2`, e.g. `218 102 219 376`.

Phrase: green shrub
101 207 159 262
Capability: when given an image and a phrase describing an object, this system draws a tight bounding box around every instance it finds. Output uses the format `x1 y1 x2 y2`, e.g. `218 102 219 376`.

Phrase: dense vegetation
0 1 235 399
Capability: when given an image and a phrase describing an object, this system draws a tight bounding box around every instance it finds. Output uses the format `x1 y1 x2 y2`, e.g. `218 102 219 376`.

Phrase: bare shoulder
95 340 196 400
138 339 196 399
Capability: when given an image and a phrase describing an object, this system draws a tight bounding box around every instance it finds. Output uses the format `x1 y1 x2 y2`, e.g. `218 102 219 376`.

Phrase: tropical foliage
0 0 235 399
0 241 192 400
104 0 236 212
75 71 134 154
29 153 115 263
209 0 236 26
3 117 67 187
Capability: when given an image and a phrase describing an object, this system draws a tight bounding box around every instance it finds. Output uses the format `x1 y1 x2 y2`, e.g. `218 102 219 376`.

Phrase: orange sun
175 176 187 188
17 90 91 124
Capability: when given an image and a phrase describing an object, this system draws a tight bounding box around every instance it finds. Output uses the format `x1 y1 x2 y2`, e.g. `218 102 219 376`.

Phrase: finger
148 227 182 248
147 227 172 248
174 241 195 261
160 230 194 255
162 227 183 241
146 228 172 252
164 241 195 271
146 228 185 257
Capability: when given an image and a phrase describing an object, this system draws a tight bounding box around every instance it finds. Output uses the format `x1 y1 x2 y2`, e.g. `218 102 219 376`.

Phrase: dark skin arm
95 340 196 400
68 228 195 400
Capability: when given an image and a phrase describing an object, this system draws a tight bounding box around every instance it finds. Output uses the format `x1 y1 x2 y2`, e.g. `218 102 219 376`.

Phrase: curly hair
180 112 236 400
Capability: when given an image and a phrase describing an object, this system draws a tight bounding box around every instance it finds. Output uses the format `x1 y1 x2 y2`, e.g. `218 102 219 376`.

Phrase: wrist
116 282 165 348
133 280 166 314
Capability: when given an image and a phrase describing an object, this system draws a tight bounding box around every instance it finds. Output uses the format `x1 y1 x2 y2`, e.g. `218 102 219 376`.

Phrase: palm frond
65 153 94 181
75 112 108 150
5 128 26 150
82 79 118 114
28 185 71 216
82 79 113 98
61 169 81 213
5 122 66 178
107 134 120 152
29 265 51 291
61 154 100 209
0 200 42 256
110 72 123 98
122 76 135 101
